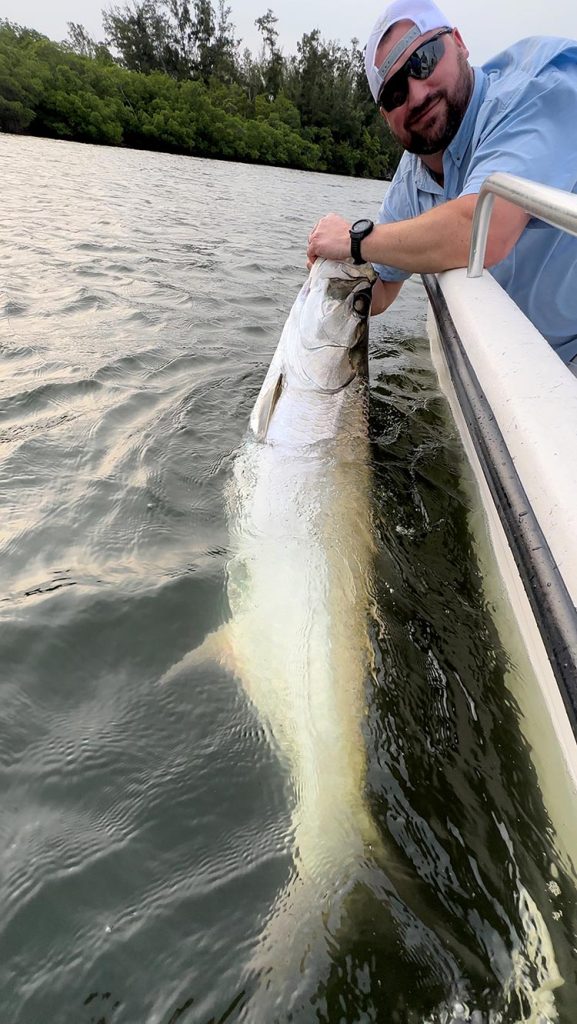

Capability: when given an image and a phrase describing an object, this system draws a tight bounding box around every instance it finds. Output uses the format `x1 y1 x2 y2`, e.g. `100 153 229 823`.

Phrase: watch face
351 218 373 236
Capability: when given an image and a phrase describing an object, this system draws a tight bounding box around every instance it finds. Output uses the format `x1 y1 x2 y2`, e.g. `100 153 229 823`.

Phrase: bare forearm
307 196 529 275
362 195 477 274
371 278 403 315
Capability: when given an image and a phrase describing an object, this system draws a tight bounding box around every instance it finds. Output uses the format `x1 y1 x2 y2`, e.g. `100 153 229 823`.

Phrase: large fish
163 258 382 1015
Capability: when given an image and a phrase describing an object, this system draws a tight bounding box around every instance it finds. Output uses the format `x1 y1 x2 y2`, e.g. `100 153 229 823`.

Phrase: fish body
225 257 378 1015
227 259 378 886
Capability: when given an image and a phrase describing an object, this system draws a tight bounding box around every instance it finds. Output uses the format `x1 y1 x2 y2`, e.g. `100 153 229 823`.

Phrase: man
306 0 577 368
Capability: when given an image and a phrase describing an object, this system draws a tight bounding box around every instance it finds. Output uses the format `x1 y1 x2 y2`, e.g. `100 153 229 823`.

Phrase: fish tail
240 802 384 1023
240 868 342 1024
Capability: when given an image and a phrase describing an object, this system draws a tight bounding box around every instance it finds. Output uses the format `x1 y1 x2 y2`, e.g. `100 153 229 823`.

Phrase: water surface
1 136 576 1024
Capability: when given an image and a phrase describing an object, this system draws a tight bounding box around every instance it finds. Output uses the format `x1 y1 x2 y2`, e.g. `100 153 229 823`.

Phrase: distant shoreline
4 129 394 184
0 19 402 182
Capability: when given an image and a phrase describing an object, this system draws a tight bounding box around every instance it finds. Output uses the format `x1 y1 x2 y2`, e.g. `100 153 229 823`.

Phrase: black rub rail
423 273 577 737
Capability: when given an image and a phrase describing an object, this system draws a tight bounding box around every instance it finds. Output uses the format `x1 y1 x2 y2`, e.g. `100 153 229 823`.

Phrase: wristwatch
349 219 374 264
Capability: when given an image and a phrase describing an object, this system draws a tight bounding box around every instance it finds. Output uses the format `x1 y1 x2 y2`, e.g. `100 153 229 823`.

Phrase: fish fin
249 372 284 441
160 622 236 684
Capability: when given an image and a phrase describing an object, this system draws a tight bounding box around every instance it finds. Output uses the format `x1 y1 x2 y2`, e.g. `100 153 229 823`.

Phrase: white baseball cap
365 0 452 102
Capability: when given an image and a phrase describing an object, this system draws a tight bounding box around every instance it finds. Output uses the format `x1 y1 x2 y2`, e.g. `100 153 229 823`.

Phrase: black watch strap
350 235 364 264
349 219 374 264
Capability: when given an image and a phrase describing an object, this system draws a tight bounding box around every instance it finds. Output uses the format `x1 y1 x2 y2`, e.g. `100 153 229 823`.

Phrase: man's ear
378 106 390 127
452 28 469 61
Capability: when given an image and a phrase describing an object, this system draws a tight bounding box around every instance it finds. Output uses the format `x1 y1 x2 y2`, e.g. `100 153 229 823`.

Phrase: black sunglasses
378 28 452 112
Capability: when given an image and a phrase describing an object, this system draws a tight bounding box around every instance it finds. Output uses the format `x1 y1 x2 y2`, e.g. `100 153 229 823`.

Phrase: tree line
0 3 402 178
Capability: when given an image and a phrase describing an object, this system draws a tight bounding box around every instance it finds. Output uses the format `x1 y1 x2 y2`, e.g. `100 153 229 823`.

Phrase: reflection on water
0 136 576 1024
366 342 575 1022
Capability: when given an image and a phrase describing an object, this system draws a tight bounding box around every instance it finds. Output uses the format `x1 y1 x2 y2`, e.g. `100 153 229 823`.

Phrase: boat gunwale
423 272 577 736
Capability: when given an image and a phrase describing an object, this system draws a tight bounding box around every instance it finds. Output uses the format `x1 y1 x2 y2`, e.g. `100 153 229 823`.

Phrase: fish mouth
315 257 377 287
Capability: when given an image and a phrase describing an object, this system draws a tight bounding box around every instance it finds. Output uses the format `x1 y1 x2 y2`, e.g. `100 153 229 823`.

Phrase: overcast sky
3 0 576 65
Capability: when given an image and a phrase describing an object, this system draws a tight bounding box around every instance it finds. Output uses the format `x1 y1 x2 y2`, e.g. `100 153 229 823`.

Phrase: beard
401 57 473 156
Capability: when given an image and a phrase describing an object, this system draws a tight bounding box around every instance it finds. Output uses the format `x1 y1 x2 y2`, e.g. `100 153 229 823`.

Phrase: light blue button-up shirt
374 37 577 363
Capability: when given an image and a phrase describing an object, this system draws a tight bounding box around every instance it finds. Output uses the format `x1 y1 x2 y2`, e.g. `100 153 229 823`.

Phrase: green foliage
254 92 300 130
0 9 402 179
64 22 114 62
254 8 283 98
102 2 175 75
0 22 46 130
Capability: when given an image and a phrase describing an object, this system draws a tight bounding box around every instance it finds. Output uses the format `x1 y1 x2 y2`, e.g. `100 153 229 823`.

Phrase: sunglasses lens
380 71 408 112
413 40 442 78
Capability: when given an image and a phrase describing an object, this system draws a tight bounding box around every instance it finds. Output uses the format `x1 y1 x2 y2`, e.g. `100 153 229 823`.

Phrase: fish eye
352 290 371 318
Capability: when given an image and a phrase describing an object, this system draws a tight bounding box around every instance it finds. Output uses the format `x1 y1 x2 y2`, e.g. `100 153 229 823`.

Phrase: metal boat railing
468 172 577 277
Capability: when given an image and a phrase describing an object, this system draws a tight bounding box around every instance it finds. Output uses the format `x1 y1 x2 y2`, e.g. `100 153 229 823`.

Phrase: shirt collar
413 66 488 195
